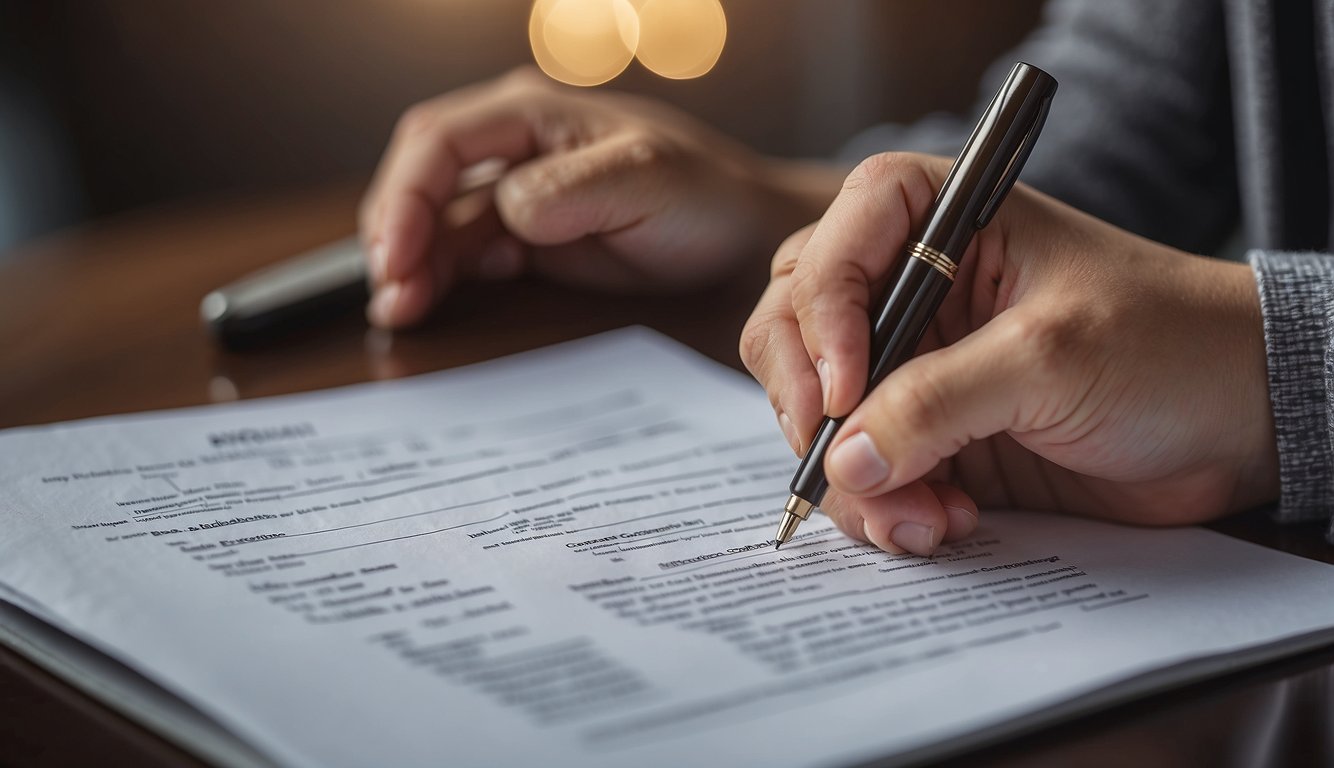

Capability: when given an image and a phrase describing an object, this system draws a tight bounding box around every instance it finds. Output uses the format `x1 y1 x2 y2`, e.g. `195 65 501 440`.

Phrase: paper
3 327 1334 768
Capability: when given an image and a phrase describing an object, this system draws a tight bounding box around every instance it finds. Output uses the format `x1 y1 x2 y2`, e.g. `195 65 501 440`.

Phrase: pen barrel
790 416 841 505
865 253 953 392
789 254 953 507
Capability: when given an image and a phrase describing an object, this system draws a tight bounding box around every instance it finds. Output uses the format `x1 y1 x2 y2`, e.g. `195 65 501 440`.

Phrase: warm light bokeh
633 0 727 80
530 0 640 87
530 0 727 86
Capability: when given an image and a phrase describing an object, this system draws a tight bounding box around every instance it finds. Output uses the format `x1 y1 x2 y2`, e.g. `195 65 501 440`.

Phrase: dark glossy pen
773 62 1058 549
200 159 506 347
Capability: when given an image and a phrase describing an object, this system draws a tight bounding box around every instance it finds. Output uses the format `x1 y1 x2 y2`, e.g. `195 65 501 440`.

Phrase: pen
200 158 507 347
773 62 1058 549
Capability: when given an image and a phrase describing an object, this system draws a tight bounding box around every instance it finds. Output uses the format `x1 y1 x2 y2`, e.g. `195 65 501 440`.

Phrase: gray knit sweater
842 0 1334 538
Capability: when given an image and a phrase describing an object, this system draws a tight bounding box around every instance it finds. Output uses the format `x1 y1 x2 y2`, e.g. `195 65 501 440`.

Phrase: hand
741 152 1279 556
359 67 845 328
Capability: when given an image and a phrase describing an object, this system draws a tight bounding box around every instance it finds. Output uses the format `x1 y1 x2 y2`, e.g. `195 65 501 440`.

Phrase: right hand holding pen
741 152 1280 556
359 67 842 328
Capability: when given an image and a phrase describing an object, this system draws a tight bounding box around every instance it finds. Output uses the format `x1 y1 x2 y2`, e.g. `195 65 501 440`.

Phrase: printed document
3 328 1334 767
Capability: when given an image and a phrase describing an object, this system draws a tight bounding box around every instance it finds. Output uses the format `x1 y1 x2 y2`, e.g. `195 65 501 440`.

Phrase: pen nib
773 509 801 550
773 494 813 551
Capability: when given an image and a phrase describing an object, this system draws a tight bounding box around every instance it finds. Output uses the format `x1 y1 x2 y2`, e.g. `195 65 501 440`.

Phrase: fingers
821 481 979 556
367 188 513 327
740 225 823 454
824 309 1048 498
494 130 674 247
365 276 435 330
789 153 947 417
360 70 580 327
367 96 539 283
371 124 715 327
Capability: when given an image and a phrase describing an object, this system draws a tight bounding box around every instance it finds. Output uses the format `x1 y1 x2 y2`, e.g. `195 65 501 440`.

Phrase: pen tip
774 505 804 550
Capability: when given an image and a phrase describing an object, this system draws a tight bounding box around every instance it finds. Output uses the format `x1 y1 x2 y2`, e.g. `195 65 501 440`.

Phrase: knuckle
498 167 561 231
787 258 826 314
789 260 862 340
515 162 563 201
769 248 796 281
770 227 810 278
844 152 907 193
616 128 671 170
738 314 779 377
394 102 437 140
842 151 936 200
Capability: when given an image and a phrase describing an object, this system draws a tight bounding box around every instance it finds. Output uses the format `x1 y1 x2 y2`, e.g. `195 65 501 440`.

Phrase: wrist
1211 258 1280 511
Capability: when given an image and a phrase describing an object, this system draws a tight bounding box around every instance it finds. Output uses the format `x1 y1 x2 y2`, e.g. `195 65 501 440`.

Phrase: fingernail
863 517 906 554
476 239 522 281
891 522 940 556
828 432 889 492
778 412 800 454
370 241 389 285
944 505 978 538
816 358 832 413
367 282 403 327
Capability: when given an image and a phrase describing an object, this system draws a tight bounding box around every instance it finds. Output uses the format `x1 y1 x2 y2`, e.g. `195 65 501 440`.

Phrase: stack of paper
2 328 1332 767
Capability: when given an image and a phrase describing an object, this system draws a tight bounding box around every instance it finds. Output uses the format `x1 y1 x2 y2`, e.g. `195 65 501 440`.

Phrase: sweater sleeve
841 0 1238 256
1248 250 1334 539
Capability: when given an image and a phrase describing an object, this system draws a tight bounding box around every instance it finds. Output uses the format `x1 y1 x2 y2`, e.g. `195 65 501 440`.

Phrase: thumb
824 309 1062 497
494 131 670 246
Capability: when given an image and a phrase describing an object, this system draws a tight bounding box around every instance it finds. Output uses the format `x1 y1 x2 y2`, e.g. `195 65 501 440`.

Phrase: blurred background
0 0 1045 257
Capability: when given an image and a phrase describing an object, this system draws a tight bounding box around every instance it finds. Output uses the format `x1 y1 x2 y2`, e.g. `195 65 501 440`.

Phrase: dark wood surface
1 188 1332 767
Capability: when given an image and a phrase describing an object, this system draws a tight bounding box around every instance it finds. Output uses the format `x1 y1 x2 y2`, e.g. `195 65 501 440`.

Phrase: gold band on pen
907 241 958 281
784 494 815 520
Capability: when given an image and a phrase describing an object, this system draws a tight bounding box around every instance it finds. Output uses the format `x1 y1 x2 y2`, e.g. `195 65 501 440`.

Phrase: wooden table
2 188 1331 767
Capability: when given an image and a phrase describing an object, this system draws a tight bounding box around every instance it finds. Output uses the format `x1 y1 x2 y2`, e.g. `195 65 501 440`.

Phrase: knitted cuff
1248 250 1334 538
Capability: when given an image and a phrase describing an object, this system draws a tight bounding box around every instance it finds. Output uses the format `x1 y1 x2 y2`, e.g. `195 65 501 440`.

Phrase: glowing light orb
529 0 640 87
633 0 727 80
528 0 727 84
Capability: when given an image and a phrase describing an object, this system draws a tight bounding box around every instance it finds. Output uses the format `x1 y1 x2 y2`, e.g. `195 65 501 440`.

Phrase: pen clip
975 94 1053 230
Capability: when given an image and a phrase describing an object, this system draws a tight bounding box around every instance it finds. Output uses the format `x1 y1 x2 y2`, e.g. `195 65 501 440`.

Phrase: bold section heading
208 423 315 448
